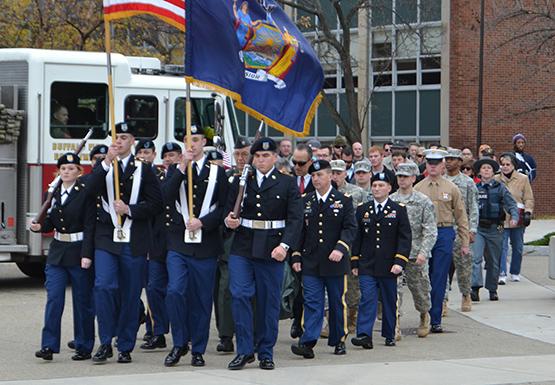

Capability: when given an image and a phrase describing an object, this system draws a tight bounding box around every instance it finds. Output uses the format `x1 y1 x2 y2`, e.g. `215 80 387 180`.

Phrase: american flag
103 0 185 31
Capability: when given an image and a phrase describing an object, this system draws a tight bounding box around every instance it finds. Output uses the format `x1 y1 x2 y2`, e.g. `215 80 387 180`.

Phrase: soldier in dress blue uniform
31 153 95 361
224 137 303 370
290 160 357 359
89 144 108 164
162 126 229 367
351 172 411 348
88 122 163 364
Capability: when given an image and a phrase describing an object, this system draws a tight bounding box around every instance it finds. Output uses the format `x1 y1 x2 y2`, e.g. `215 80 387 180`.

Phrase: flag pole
104 18 123 235
185 80 194 224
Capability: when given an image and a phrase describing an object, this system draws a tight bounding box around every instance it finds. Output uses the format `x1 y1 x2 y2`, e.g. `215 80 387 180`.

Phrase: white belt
54 231 84 242
240 219 286 230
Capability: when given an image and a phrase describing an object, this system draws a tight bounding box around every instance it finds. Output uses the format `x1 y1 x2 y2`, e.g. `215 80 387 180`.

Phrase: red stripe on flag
163 0 185 9
104 3 185 24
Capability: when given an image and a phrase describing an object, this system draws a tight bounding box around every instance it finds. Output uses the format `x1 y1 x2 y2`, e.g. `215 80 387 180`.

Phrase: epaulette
302 193 307 198
399 202 405 207
358 202 364 206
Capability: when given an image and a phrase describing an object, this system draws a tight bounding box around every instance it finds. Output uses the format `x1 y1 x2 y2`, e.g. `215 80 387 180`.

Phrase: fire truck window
124 95 159 139
174 97 214 143
50 82 108 139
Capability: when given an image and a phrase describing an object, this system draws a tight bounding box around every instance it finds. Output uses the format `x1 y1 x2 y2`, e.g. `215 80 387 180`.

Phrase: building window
124 95 159 139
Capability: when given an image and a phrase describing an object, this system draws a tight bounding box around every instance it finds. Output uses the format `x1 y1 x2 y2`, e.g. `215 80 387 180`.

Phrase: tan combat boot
320 310 329 338
442 299 448 317
347 308 357 334
395 319 402 341
417 313 430 338
461 294 472 312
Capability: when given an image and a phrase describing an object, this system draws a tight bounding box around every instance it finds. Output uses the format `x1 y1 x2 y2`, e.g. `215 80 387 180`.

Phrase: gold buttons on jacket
257 213 262 217
256 194 261 199
256 203 261 207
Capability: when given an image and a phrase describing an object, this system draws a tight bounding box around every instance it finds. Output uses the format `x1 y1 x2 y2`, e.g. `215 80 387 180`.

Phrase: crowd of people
31 126 537 370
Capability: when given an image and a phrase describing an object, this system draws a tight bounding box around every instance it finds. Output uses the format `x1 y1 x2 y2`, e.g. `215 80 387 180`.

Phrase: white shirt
101 153 132 172
256 167 275 187
60 183 75 205
193 156 206 175
374 198 389 213
316 185 333 204
297 174 311 189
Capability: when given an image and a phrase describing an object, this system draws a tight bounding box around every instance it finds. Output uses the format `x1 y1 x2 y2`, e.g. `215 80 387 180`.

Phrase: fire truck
0 48 241 278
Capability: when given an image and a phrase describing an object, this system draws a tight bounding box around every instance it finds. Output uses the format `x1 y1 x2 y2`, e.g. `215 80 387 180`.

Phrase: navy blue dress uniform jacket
149 165 169 261
226 168 303 260
291 188 357 276
89 156 163 257
162 161 229 259
39 178 96 266
351 199 412 277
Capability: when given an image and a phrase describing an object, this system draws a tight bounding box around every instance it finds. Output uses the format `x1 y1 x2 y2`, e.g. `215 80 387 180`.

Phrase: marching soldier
390 163 437 338
215 136 251 353
330 159 368 333
31 153 95 361
161 142 182 171
414 149 469 333
351 172 411 348
89 122 163 364
89 144 108 164
444 149 479 312
162 126 229 367
224 137 302 370
290 160 357 359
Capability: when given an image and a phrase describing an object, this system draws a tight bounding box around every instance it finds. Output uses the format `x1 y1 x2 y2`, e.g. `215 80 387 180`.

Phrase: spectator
461 160 480 184
275 157 292 175
512 133 537 182
368 146 397 192
495 153 534 284
51 103 71 138
316 145 333 162
352 142 366 162
461 147 474 162
391 151 407 173
279 139 293 160
333 135 348 160
341 146 355 183
292 143 314 194
408 142 419 161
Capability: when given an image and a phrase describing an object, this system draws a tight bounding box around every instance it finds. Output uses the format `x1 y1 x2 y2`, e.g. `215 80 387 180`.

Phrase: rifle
33 128 94 225
232 121 264 218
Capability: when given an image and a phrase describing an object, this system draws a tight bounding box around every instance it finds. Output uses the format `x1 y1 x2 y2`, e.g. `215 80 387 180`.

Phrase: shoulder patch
398 202 405 207
302 193 307 198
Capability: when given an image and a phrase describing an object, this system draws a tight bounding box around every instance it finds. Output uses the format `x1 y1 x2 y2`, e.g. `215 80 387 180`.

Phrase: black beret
208 150 223 160
90 144 108 159
57 152 81 168
308 160 331 174
250 137 277 155
114 121 135 136
136 139 155 152
189 124 205 136
371 171 392 185
234 136 251 149
161 142 182 158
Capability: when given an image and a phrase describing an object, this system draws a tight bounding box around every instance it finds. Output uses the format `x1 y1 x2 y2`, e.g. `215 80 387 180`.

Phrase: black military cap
371 171 392 185
308 160 331 174
57 152 81 168
136 139 155 152
161 142 182 158
250 137 277 155
208 150 223 160
189 124 205 136
90 144 108 159
234 136 251 149
114 121 136 136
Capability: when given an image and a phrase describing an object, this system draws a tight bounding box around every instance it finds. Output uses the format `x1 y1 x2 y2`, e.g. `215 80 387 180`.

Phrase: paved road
1 252 555 384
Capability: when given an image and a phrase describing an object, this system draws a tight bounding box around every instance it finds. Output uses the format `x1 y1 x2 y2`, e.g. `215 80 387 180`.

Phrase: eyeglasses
292 160 308 167
462 167 472 171
334 145 345 149
416 154 424 158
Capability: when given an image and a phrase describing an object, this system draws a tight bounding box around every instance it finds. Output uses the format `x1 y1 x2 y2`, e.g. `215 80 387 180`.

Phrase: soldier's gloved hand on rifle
224 211 240 229
292 262 301 272
523 211 532 227
29 222 42 232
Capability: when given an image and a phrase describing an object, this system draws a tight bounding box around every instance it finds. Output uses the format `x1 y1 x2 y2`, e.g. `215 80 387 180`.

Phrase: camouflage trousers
346 273 360 309
446 235 472 297
398 260 431 314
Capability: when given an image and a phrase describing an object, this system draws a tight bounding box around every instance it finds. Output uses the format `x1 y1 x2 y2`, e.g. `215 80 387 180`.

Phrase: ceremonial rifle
33 128 94 225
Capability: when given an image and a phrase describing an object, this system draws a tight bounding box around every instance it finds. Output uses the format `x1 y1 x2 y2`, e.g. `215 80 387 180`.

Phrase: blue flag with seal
185 0 324 136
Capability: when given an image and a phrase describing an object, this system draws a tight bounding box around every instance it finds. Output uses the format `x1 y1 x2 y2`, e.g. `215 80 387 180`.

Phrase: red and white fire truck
0 48 241 277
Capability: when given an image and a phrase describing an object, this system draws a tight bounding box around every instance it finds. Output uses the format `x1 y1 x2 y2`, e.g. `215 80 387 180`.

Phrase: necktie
192 163 199 179
299 177 305 194
118 159 125 173
318 198 325 210
61 190 69 205
377 204 383 214
260 175 267 188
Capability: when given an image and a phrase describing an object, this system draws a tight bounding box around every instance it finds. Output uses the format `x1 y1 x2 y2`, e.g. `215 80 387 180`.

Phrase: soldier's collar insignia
271 174 276 180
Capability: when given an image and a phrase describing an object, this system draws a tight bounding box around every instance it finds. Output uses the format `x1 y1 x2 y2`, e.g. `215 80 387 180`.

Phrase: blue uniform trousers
42 264 95 353
357 275 397 340
229 255 284 360
300 274 347 347
145 260 169 336
471 225 504 291
429 227 455 326
94 246 146 352
166 251 217 354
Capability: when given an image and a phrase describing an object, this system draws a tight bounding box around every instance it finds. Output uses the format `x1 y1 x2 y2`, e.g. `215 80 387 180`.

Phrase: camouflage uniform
444 171 479 296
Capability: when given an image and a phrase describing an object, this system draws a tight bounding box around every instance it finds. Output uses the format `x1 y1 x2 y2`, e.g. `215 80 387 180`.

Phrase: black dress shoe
191 353 205 367
67 340 75 350
471 288 480 302
290 323 303 339
164 346 189 367
117 351 132 363
216 337 234 353
259 358 275 370
489 291 499 301
351 335 373 349
92 344 113 363
35 347 54 361
228 354 255 370
334 342 346 355
385 338 396 347
140 335 167 350
430 324 443 333
71 351 92 361
143 332 153 342
291 343 315 359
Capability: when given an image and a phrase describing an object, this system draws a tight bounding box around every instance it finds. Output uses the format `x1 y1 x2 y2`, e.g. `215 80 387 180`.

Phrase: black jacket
89 156 163 257
226 168 303 260
352 199 411 277
163 161 228 259
39 178 96 266
291 188 357 277
149 165 169 261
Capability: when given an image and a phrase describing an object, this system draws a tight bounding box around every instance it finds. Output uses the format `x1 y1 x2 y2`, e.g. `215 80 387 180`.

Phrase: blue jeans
500 227 525 276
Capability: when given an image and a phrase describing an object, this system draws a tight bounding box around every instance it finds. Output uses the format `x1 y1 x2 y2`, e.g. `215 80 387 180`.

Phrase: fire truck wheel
16 262 45 279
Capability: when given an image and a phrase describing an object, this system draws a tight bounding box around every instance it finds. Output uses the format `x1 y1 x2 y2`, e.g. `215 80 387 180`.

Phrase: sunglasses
292 160 308 167
462 167 472 171
334 145 345 149
416 154 424 158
